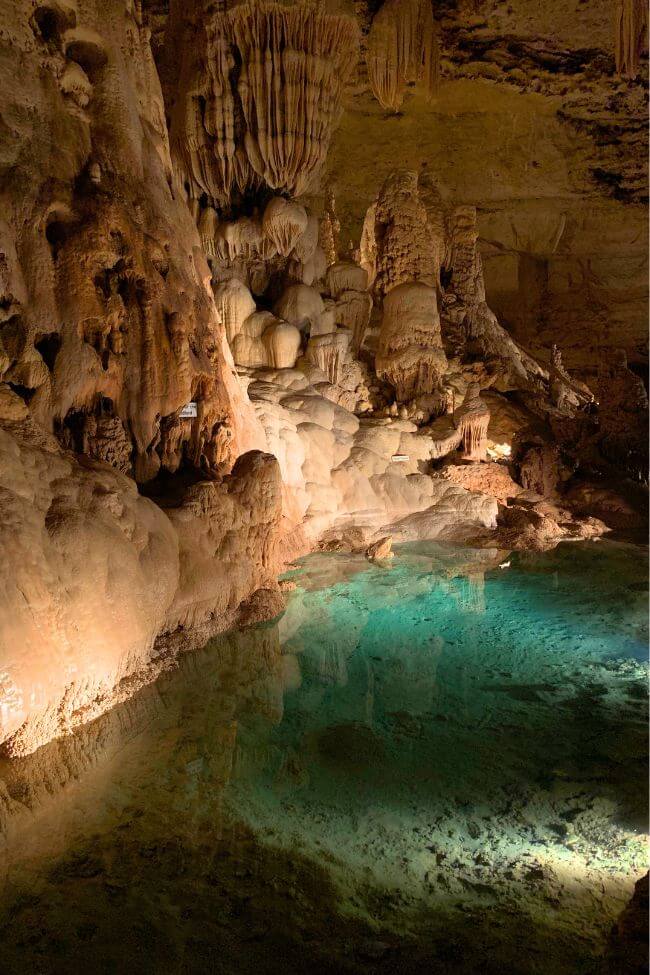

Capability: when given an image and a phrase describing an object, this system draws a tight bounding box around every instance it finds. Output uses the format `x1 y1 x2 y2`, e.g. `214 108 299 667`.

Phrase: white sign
391 454 409 463
179 401 198 419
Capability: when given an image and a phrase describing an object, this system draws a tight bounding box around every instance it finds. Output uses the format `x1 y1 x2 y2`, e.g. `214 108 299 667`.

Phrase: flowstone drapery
366 0 439 112
169 1 359 204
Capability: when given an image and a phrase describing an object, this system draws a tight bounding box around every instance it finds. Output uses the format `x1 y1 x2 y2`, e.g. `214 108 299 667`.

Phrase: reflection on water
0 541 647 974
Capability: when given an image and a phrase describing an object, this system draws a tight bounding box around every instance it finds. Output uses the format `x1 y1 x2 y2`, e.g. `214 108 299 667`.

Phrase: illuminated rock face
0 0 277 755
0 0 266 485
453 384 490 462
376 282 448 401
0 411 282 757
166 0 359 203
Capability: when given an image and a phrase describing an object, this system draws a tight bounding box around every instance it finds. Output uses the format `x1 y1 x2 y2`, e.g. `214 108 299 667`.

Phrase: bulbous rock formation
262 197 308 258
376 281 448 401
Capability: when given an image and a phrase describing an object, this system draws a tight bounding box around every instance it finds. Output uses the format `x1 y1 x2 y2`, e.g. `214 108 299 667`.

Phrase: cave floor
0 540 647 974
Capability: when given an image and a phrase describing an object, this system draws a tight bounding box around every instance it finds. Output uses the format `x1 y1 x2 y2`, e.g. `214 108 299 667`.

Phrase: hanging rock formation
614 0 648 78
366 0 439 112
167 0 360 203
453 383 491 461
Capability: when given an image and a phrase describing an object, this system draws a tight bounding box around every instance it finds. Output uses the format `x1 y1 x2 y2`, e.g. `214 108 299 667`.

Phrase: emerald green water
0 540 647 974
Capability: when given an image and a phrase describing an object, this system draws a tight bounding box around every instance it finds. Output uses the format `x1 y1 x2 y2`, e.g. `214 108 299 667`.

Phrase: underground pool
0 539 647 974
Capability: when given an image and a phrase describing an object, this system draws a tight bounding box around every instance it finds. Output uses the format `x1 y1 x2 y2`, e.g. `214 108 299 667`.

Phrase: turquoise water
0 540 647 974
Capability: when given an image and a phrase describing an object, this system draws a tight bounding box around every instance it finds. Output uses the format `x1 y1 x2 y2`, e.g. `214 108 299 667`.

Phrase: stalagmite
198 206 219 255
319 187 341 267
453 383 491 462
292 214 320 265
231 311 276 368
364 171 439 298
366 0 439 113
263 321 303 369
274 283 325 334
214 215 267 263
614 0 648 78
326 261 369 298
333 290 373 355
376 281 448 400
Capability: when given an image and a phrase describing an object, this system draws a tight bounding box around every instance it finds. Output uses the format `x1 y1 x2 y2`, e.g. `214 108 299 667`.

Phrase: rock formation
366 0 438 112
453 383 490 462
615 0 649 78
376 281 448 401
166 0 359 202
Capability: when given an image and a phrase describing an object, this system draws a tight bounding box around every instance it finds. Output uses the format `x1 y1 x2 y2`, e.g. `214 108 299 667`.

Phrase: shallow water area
0 539 647 974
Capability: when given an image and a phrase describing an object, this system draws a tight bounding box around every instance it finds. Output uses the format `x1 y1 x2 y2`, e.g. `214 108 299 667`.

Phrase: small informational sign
179 401 198 419
391 454 409 462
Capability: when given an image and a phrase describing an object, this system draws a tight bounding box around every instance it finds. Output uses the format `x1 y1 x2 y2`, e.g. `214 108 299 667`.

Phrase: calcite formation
615 0 648 78
361 170 438 297
167 0 359 203
366 0 438 112
453 383 490 462
0 406 281 756
0 0 266 489
376 281 448 401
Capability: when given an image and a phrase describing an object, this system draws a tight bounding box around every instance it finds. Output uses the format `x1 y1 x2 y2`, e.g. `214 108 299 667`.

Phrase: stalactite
305 330 349 384
262 197 308 257
453 383 490 461
366 0 439 113
171 2 359 202
614 0 648 78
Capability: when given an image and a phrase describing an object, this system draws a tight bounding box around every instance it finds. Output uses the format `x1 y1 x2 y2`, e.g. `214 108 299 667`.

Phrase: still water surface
0 540 647 974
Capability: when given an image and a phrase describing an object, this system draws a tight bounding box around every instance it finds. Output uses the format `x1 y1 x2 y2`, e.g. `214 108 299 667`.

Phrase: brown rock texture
0 0 265 484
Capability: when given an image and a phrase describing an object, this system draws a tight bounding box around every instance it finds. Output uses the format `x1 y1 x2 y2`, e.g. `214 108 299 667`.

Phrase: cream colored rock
274 283 325 334
305 330 350 385
366 535 394 561
326 261 369 298
0 418 282 757
262 197 308 258
263 322 302 370
0 0 266 484
167 1 359 199
366 0 438 113
453 383 491 461
376 282 448 401
292 213 320 265
213 278 257 346
362 171 439 297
